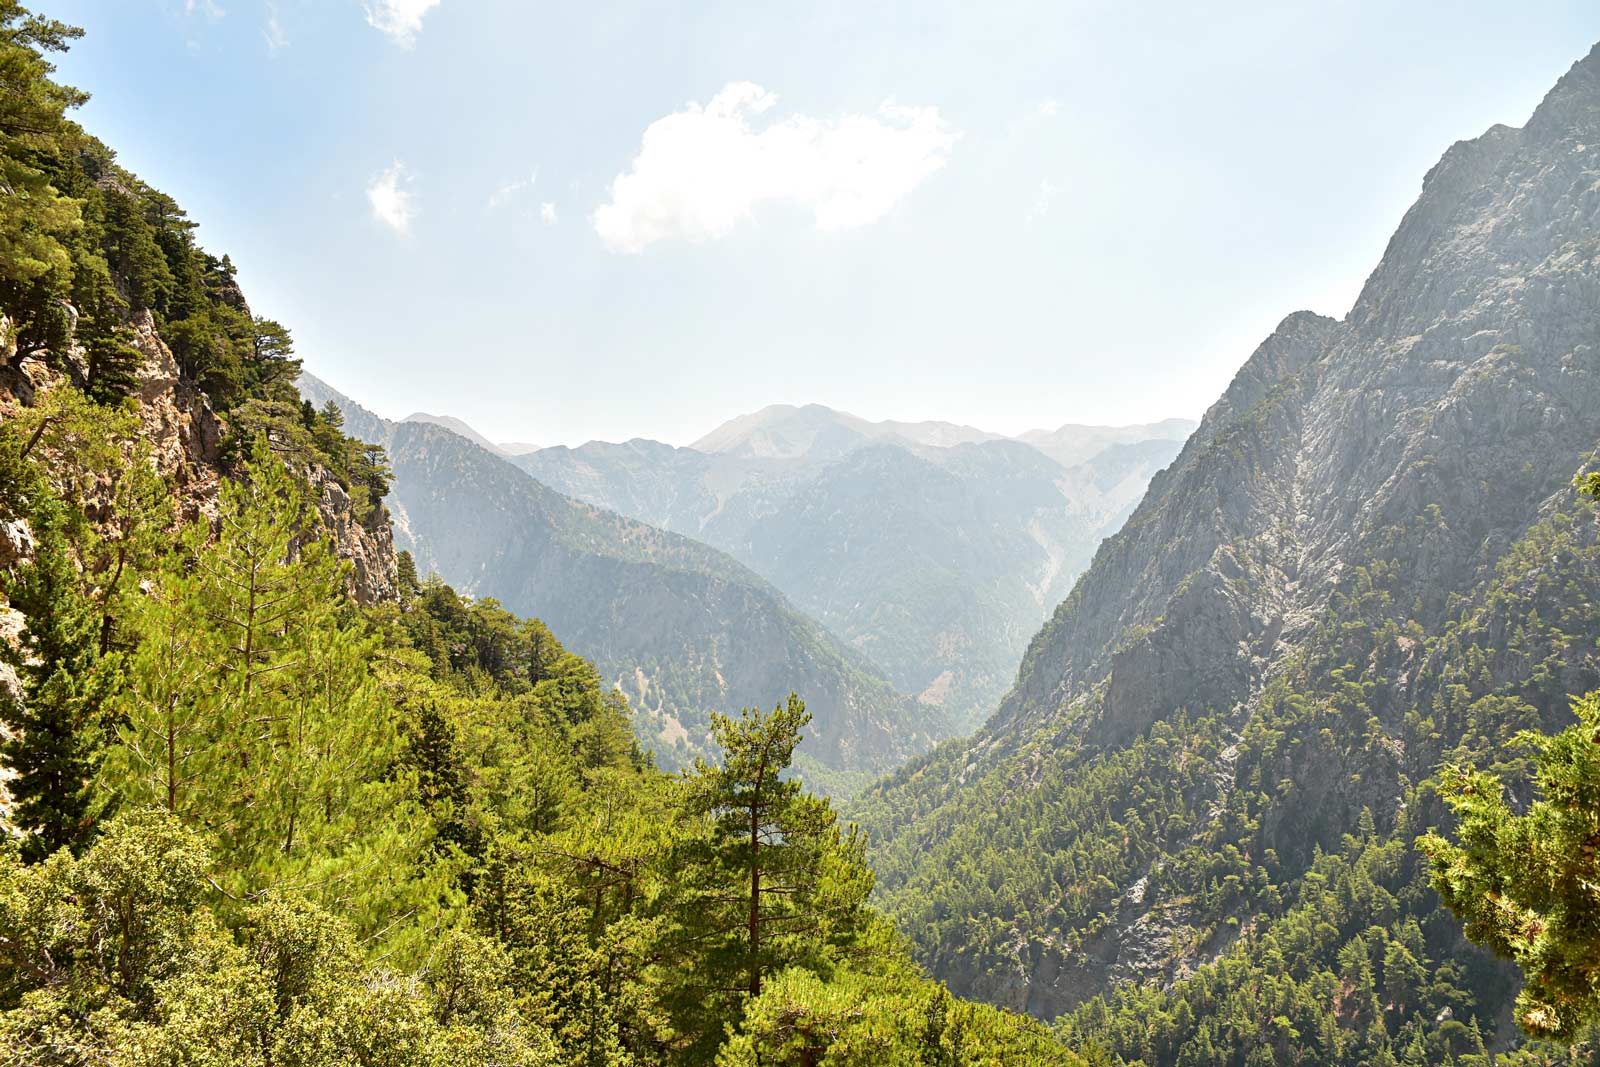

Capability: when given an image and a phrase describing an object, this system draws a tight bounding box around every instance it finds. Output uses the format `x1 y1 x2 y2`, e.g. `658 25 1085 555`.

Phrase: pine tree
659 694 874 1060
109 558 216 818
105 440 429 936
1 492 121 860
247 315 300 395
86 450 169 656
396 547 420 603
0 2 85 324
79 314 143 404
1422 689 1600 1041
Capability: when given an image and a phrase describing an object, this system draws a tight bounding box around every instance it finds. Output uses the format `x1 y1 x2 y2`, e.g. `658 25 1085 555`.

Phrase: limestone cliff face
126 307 225 521
305 465 398 606
861 42 1600 1018
1000 44 1600 746
0 306 399 606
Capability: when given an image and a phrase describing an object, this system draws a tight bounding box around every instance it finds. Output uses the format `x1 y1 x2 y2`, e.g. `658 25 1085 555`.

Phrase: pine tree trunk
749 787 761 999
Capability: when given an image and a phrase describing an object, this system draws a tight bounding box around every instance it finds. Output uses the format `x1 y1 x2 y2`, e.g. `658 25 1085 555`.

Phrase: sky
41 0 1600 448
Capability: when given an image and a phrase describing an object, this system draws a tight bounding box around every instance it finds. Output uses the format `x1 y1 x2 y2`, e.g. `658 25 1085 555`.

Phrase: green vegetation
0 378 1079 1067
0 6 1074 1061
0 401 1072 1062
1423 690 1600 1044
1421 480 1600 1043
0 424 119 861
853 470 1600 1064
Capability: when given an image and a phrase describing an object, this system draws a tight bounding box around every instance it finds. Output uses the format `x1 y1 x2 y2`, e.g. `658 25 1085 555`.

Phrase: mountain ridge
516 413 1193 727
300 372 950 787
851 38 1600 1049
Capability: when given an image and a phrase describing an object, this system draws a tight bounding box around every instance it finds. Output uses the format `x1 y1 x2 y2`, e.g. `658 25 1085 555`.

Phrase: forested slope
853 39 1600 1066
0 6 1071 1062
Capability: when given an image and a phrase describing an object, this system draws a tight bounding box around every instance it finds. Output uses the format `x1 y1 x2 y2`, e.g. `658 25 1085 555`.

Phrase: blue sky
44 1 1600 447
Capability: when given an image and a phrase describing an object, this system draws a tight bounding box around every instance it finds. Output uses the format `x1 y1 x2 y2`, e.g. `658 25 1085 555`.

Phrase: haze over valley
2 4 1599 1065
310 387 1195 743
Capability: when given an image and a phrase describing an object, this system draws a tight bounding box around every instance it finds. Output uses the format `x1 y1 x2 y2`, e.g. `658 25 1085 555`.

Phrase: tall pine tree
656 694 874 1061
1 490 121 861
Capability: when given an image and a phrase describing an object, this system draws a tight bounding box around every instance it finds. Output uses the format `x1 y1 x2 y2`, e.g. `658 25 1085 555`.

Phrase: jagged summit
1527 38 1600 138
1004 35 1600 743
1350 39 1600 338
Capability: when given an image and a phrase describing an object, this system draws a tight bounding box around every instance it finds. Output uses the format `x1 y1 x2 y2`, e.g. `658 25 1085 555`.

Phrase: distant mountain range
300 375 950 792
315 384 1192 747
400 412 518 457
517 406 1194 726
689 403 1005 459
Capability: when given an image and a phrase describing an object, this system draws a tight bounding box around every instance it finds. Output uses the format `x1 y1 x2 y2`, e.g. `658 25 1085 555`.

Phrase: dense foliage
1422 691 1600 1045
0 6 1075 1062
853 472 1600 1065
0 400 1075 1062
1422 481 1600 1043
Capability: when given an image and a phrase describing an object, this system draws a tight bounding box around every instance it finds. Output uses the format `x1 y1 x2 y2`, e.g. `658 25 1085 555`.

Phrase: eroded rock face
0 518 33 572
868 42 1600 1015
118 310 398 604
307 467 398 606
128 308 225 524
998 43 1600 749
1 306 399 610
0 598 25 838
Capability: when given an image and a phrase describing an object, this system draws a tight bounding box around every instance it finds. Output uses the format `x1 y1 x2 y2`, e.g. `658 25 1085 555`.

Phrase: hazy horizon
314 380 1200 453
48 1 1600 447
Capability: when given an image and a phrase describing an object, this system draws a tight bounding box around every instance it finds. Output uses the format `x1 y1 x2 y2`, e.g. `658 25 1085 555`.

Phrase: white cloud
1027 179 1056 223
593 82 958 253
263 2 287 52
364 0 441 47
487 169 538 211
486 172 559 227
367 161 415 234
1037 98 1060 118
185 0 224 17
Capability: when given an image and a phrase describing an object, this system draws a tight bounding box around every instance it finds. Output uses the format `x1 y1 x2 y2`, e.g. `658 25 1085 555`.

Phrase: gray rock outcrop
863 41 1600 1018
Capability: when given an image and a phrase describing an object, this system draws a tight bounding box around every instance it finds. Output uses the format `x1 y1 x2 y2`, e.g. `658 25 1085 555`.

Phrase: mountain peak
1528 39 1600 139
1017 418 1197 469
400 411 510 457
689 403 869 459
1350 39 1600 340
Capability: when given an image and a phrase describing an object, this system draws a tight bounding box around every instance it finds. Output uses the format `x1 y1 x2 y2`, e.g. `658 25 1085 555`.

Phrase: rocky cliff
1002 42 1600 747
855 41 1600 1028
0 303 398 607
